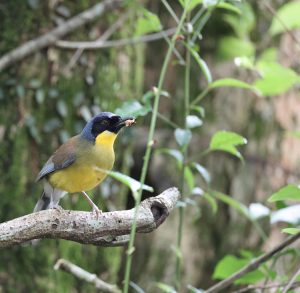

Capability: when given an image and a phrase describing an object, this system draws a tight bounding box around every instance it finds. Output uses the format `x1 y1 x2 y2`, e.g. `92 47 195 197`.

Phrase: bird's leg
81 191 102 218
49 188 64 211
49 189 55 209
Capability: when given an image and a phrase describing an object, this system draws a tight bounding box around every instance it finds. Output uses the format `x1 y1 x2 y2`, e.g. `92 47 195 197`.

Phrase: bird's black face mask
81 112 134 142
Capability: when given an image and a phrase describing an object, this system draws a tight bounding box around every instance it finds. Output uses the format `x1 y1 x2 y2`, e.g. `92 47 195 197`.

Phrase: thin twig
205 232 300 293
162 32 185 65
54 259 121 293
262 1 300 47
64 12 129 73
0 0 123 71
162 0 179 24
156 111 180 129
282 265 300 293
232 281 300 293
56 27 177 49
175 11 191 289
191 6 205 25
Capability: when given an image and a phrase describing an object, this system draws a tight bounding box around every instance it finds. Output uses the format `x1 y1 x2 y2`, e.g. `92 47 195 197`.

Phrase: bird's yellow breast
49 131 117 193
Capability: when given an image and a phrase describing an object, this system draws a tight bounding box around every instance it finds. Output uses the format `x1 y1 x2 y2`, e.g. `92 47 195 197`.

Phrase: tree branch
54 258 121 293
63 12 130 74
282 265 300 293
56 27 177 49
232 281 300 293
0 187 179 248
0 0 123 72
205 231 300 293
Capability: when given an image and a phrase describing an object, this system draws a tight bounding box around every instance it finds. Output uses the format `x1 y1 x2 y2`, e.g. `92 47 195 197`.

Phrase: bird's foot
53 205 64 212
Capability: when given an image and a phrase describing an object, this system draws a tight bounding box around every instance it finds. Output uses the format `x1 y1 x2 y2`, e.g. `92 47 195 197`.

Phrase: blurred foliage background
1 0 300 292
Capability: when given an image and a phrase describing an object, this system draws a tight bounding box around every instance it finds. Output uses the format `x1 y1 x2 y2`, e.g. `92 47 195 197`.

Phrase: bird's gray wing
35 136 78 181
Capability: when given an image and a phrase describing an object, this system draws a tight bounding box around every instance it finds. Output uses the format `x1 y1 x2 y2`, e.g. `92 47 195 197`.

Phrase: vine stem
122 6 190 293
175 15 191 290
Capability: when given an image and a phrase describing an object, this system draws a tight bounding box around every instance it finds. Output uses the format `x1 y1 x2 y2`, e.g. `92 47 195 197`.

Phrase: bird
34 112 135 216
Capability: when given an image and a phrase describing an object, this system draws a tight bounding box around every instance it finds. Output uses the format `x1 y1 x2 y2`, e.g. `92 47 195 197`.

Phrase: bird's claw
53 205 64 212
49 204 64 212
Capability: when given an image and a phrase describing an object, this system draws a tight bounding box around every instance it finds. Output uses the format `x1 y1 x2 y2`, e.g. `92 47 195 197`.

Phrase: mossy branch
0 187 179 248
0 0 123 71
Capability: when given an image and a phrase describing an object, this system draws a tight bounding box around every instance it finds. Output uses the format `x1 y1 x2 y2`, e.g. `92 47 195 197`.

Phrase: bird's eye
101 120 109 126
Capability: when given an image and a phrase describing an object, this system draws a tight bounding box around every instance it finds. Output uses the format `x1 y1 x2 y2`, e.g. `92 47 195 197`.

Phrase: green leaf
29 79 41 88
190 105 205 117
192 187 204 196
25 116 41 143
222 2 255 37
287 131 300 139
261 263 277 280
271 205 300 224
192 163 211 183
186 115 203 129
239 250 254 259
35 89 45 104
178 0 202 12
158 148 183 167
203 0 218 8
213 255 264 284
155 282 176 293
174 128 192 147
209 131 247 160
184 167 195 192
213 191 249 217
268 184 300 202
142 91 155 105
282 228 300 235
218 36 255 60
115 100 151 118
16 85 25 98
107 171 153 198
216 2 241 14
135 9 162 36
28 0 40 9
254 61 300 96
202 193 218 214
270 2 300 35
258 48 278 63
210 78 254 90
186 45 212 84
248 203 270 220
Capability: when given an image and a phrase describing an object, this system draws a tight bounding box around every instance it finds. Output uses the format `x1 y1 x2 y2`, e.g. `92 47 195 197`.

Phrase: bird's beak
117 117 136 128
113 117 135 133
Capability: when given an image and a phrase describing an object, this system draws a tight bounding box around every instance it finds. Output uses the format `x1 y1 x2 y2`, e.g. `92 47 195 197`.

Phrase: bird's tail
30 190 52 245
33 190 51 212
